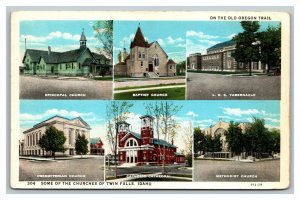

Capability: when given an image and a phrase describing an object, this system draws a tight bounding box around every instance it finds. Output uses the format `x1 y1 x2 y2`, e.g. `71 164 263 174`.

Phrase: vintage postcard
10 11 290 189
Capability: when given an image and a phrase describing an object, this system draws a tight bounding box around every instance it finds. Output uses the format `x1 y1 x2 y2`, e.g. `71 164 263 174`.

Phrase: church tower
140 115 154 145
80 29 87 49
117 121 130 147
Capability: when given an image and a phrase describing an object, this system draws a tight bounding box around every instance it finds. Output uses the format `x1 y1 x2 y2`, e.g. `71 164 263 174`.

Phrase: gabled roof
153 138 177 148
22 49 49 63
140 115 154 119
130 26 149 48
92 52 108 60
148 41 168 58
24 115 91 134
167 59 176 65
25 47 97 64
207 40 236 51
90 137 103 145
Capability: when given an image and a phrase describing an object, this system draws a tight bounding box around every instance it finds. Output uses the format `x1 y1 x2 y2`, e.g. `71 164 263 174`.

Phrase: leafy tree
176 60 186 76
93 20 113 59
193 127 206 157
259 25 281 71
244 117 269 159
38 126 66 160
232 21 260 76
212 134 222 153
225 121 244 160
267 129 280 156
75 134 89 158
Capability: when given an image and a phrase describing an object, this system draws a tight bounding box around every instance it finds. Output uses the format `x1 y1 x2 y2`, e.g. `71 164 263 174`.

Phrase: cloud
223 108 261 117
264 118 280 123
20 31 95 43
186 111 198 117
20 109 95 123
166 36 184 45
225 33 237 39
186 30 219 39
156 38 165 46
196 119 214 124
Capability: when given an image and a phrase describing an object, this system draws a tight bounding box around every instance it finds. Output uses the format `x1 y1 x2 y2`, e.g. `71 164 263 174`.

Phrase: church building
23 115 91 156
21 30 111 76
188 40 266 72
117 115 185 166
114 25 177 78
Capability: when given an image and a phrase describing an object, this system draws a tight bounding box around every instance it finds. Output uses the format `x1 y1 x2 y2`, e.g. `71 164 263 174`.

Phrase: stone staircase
120 162 138 168
147 72 159 78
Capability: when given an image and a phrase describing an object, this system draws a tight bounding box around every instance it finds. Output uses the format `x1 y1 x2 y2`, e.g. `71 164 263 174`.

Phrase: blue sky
19 20 101 63
113 21 187 63
186 21 281 55
20 100 280 153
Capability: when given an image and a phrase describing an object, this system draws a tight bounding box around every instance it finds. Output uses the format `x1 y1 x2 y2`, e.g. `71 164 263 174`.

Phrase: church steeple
130 24 149 48
80 28 87 48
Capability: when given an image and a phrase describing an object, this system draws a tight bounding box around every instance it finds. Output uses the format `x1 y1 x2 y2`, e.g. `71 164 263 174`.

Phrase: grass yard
114 87 185 100
93 76 113 81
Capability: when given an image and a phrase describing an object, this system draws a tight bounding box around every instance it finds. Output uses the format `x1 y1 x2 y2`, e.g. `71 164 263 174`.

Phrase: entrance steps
147 72 159 78
120 162 137 168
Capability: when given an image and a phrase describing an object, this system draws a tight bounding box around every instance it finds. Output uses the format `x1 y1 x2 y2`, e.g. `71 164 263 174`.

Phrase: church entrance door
149 63 153 72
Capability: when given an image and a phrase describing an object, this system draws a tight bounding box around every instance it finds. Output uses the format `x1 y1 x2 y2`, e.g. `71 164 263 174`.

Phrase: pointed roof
130 26 149 48
80 29 87 41
167 59 176 65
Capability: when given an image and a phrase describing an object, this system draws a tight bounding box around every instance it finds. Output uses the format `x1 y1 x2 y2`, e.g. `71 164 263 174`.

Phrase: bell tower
140 115 154 145
80 28 87 49
117 121 130 147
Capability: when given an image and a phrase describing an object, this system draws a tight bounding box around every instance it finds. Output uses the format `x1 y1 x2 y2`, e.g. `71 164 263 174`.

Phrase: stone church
114 25 177 78
22 115 91 156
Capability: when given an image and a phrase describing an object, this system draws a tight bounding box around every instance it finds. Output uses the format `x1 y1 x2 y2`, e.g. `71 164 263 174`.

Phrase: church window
142 52 145 59
125 138 138 147
138 51 142 59
141 61 143 67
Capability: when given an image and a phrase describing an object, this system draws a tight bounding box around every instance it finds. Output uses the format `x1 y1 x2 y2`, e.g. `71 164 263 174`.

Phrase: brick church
117 115 185 165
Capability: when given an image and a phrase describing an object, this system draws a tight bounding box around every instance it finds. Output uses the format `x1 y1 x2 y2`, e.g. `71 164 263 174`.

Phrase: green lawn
93 76 113 81
115 83 185 91
114 87 186 100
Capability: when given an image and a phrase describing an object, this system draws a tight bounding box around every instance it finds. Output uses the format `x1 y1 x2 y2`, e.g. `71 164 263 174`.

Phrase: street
19 157 105 181
106 164 192 180
187 73 281 100
20 75 112 99
193 159 280 182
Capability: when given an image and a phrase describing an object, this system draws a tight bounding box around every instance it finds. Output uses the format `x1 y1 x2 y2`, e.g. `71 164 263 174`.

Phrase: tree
259 25 281 71
75 134 89 158
225 121 244 160
106 101 133 178
176 60 186 76
266 128 280 157
244 117 269 159
182 121 193 167
38 126 66 160
232 21 260 76
159 101 182 174
93 20 113 59
193 127 206 157
99 67 107 77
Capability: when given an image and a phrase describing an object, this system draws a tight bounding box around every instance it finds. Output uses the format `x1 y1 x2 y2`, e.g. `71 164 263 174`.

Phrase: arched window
125 138 138 147
154 56 160 66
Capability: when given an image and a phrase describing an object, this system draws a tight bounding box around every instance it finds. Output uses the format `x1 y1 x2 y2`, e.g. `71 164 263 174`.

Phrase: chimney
48 46 51 55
